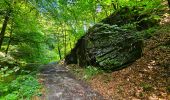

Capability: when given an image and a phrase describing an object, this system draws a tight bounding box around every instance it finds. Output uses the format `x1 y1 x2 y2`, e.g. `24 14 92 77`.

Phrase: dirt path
38 63 103 100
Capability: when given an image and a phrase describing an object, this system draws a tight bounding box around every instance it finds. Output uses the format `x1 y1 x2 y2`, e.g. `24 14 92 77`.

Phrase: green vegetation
167 86 170 93
0 54 41 100
140 82 153 91
0 0 169 99
0 75 41 100
83 66 103 79
68 65 103 80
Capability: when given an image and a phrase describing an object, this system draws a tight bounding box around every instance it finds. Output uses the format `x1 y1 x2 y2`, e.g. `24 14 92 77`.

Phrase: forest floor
66 24 170 100
86 29 170 100
36 63 103 100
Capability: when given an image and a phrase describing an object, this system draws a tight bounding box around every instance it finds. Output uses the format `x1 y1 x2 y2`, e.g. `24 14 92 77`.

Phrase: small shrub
3 92 18 100
0 66 20 76
83 66 103 79
140 83 153 91
167 86 170 93
139 92 144 98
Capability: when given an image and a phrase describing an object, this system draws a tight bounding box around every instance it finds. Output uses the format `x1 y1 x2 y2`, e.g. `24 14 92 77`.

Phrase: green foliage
68 65 103 80
137 27 159 39
140 82 153 91
0 0 167 65
120 0 164 12
0 66 19 80
0 52 41 100
0 0 167 99
139 92 145 98
83 66 103 79
167 86 170 93
0 75 41 100
0 52 18 67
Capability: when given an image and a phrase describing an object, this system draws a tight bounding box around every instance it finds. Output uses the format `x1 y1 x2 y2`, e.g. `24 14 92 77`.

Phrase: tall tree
0 9 11 49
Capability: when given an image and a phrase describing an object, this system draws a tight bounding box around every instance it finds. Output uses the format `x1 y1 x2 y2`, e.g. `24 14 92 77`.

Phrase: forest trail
38 63 103 100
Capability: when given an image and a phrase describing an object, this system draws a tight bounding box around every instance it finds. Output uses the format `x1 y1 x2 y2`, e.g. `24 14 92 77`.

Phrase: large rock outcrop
65 7 148 70
65 23 143 70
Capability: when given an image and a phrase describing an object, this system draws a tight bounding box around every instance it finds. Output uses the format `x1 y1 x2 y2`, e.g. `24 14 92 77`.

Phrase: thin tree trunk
56 36 62 60
74 37 77 45
168 0 170 9
57 45 62 60
5 21 13 56
111 0 117 10
5 35 11 56
55 28 62 60
64 29 67 57
0 10 11 49
111 0 119 10
69 35 72 50
62 27 65 57
100 5 108 16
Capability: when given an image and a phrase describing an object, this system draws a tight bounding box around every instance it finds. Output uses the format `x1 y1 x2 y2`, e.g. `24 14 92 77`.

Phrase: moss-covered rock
65 6 158 70
65 23 143 70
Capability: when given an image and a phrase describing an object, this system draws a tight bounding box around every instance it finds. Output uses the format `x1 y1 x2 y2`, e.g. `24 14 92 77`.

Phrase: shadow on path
38 63 103 100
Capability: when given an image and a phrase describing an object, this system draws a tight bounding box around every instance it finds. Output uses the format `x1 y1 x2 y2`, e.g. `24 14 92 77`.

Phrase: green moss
140 83 153 91
167 86 170 93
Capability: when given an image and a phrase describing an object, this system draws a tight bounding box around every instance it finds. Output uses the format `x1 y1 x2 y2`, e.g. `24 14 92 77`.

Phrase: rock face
65 23 143 70
65 7 146 70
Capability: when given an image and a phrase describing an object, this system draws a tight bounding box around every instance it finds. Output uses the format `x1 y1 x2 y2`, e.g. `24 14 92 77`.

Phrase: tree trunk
69 35 72 50
168 0 170 9
5 21 13 56
57 45 62 60
56 35 62 60
64 29 67 57
0 10 11 49
111 0 120 10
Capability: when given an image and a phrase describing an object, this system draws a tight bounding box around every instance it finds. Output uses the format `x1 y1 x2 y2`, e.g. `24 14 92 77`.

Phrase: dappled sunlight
0 0 169 99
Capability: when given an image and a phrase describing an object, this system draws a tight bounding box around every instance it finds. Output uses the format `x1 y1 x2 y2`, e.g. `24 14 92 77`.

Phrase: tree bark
168 0 170 9
0 10 11 49
64 29 67 57
57 45 62 60
69 35 72 50
5 21 13 56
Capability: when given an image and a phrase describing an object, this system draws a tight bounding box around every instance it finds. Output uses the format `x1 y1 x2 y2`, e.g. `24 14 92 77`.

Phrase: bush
83 66 103 79
0 75 41 100
167 86 170 93
140 83 153 91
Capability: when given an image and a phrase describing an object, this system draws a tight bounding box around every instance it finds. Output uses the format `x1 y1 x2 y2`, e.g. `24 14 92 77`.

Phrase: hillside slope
87 24 170 99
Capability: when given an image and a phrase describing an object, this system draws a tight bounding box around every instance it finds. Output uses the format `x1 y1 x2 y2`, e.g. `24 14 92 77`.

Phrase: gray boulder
65 23 143 70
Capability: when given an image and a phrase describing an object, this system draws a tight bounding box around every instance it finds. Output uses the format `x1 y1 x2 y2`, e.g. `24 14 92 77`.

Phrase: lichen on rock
65 22 143 70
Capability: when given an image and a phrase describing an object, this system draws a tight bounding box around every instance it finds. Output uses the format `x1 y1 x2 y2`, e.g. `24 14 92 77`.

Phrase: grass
140 82 153 91
83 66 103 79
68 65 103 80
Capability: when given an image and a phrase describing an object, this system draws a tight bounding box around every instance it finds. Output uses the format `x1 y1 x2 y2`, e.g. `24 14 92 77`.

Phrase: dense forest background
0 0 169 99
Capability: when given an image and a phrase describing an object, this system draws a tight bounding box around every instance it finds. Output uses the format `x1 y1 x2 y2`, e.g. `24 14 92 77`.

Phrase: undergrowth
83 66 103 80
0 53 42 100
68 65 103 80
0 75 41 100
